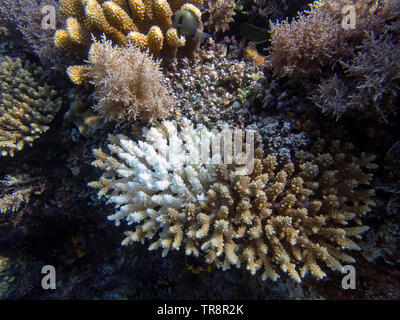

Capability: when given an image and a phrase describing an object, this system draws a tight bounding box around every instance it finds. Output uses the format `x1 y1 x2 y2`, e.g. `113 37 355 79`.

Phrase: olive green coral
0 57 62 157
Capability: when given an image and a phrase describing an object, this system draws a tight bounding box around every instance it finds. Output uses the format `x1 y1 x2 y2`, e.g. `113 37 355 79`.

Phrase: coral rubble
166 37 264 124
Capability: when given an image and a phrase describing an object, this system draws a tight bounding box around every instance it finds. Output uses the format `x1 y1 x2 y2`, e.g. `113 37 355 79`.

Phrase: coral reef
55 0 206 83
0 0 398 301
0 56 62 157
83 37 174 123
89 118 376 283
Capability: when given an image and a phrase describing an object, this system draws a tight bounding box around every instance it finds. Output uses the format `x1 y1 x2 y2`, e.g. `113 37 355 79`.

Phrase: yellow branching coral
89 119 376 283
127 25 164 54
0 57 62 157
55 0 205 83
85 37 174 122
103 1 138 34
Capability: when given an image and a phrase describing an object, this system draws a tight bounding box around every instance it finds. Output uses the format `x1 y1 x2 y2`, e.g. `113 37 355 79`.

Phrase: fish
172 9 211 43
239 23 269 44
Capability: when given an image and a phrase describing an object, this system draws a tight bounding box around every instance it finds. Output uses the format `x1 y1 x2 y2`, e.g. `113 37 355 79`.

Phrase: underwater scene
0 0 399 301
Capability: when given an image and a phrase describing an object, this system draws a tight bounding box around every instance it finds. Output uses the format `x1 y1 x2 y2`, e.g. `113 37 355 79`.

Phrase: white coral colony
89 118 376 283
89 119 220 254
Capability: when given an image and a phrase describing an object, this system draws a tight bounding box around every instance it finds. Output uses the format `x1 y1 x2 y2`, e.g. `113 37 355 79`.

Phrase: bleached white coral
89 119 221 255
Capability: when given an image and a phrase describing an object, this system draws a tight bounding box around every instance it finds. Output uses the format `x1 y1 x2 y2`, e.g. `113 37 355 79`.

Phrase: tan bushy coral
89 119 376 282
84 37 174 122
0 57 62 157
55 0 205 83
268 0 400 79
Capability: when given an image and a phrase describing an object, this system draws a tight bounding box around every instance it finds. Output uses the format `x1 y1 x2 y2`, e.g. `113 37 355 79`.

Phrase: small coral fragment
64 100 103 137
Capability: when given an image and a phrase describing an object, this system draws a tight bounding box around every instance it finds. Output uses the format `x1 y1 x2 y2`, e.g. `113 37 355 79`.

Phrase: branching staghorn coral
55 0 205 83
89 118 377 283
0 56 62 157
268 0 400 79
83 37 174 122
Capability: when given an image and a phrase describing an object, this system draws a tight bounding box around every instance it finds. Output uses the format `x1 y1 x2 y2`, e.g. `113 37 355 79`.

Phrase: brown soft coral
312 32 400 121
84 37 174 122
268 0 400 79
0 0 79 68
